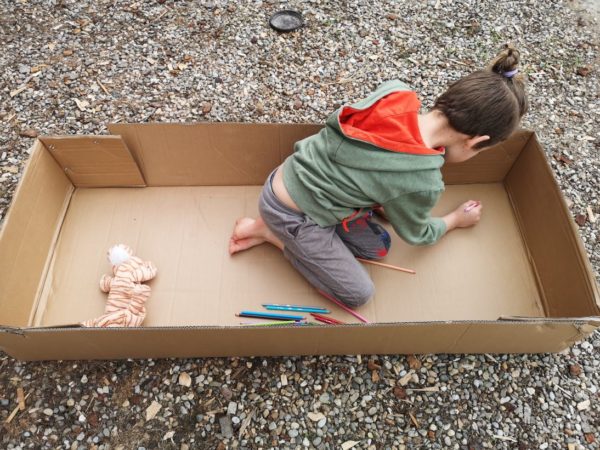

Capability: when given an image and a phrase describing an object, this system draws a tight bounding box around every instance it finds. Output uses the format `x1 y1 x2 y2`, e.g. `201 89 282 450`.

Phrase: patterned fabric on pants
258 170 391 307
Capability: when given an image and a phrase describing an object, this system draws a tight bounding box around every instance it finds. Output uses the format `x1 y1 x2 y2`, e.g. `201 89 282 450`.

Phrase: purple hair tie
502 68 518 78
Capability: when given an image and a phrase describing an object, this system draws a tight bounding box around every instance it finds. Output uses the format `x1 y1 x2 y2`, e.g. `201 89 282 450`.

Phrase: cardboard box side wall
0 141 73 327
506 134 600 316
108 123 324 186
108 123 532 186
0 320 596 361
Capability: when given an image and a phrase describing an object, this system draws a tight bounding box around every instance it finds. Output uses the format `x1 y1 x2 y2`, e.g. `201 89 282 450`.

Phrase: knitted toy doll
81 244 157 327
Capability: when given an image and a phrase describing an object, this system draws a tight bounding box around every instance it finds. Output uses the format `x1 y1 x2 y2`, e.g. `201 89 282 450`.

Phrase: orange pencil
356 258 416 275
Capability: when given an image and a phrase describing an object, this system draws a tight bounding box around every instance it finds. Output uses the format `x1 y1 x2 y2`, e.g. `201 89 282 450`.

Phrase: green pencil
241 320 297 326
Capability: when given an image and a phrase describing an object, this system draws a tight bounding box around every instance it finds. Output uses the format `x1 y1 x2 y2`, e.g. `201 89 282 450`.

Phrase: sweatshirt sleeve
382 190 447 246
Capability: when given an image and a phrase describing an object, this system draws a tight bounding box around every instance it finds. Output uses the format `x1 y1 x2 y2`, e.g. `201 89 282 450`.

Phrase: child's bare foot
229 217 283 255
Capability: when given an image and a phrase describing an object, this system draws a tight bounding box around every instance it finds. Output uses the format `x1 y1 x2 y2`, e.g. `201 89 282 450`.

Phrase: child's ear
466 135 490 150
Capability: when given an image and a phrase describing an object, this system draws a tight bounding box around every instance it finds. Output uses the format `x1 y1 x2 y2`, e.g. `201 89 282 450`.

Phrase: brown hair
433 44 528 149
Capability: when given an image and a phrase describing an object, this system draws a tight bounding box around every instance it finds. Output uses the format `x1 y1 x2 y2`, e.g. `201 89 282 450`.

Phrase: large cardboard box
0 123 598 360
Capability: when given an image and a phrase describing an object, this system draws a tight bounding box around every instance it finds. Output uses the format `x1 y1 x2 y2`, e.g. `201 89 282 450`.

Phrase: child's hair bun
488 44 521 79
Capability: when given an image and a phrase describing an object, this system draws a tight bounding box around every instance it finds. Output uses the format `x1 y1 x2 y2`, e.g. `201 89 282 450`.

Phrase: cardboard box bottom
33 182 542 328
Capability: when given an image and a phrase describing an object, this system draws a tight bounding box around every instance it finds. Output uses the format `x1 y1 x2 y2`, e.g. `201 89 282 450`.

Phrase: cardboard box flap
506 134 600 316
0 141 73 327
107 123 322 186
39 136 145 188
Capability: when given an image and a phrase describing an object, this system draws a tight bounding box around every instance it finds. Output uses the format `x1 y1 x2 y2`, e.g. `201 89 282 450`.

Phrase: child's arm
380 190 447 246
381 194 483 245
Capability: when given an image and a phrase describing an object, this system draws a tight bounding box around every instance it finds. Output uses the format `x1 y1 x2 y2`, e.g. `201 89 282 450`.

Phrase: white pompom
108 244 132 266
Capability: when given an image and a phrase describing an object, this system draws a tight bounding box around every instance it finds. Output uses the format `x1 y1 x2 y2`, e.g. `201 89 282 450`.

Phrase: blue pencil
237 311 305 321
263 304 331 314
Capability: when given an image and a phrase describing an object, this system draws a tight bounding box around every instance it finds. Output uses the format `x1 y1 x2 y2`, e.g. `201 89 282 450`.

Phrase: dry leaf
585 433 596 444
398 371 413 386
371 370 380 383
48 42 56 50
341 441 360 450
201 102 212 114
569 364 582 376
575 214 587 226
386 13 398 20
17 388 25 410
238 410 254 438
178 372 191 387
393 386 407 399
307 412 326 422
407 355 421 370
145 400 162 420
576 66 592 77
74 99 89 111
10 85 28 98
163 431 175 441
408 412 420 427
63 49 74 56
586 206 596 223
19 128 38 138
367 359 381 371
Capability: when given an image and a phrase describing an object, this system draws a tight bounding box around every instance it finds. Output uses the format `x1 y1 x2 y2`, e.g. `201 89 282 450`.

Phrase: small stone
219 416 233 438
227 401 237 415
81 375 88 384
317 417 327 428
63 49 74 56
43 408 53 416
577 399 590 411
288 429 299 438
178 372 192 387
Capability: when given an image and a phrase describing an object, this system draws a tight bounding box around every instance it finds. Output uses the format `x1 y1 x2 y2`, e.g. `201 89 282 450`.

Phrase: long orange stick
356 258 416 275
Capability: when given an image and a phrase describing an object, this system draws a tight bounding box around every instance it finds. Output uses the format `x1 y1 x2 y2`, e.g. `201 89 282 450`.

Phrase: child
229 45 528 308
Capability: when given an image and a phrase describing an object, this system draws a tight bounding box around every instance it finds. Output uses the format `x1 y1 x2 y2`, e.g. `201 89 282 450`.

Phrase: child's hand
443 200 483 231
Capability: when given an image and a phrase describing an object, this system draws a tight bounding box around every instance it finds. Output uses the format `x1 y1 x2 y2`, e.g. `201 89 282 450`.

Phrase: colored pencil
263 304 331 314
310 313 345 324
241 320 297 326
317 290 370 323
356 258 416 275
237 311 305 321
312 315 337 325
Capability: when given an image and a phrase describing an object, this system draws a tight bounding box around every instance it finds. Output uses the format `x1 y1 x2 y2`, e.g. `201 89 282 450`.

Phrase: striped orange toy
81 244 157 327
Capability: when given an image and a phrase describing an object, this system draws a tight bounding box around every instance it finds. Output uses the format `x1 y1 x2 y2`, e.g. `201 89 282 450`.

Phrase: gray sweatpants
258 170 391 307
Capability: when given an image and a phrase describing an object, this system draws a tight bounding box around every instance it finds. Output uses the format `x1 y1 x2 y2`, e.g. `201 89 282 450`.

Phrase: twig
356 258 416 275
96 78 111 95
5 392 31 424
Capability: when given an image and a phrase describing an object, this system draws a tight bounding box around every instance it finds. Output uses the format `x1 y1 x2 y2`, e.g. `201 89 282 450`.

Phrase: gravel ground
1 0 599 448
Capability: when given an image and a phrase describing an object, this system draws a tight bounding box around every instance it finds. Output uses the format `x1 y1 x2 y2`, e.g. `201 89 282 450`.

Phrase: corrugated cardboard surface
108 123 323 186
0 320 593 361
39 136 145 187
0 141 73 327
35 182 542 327
506 134 600 317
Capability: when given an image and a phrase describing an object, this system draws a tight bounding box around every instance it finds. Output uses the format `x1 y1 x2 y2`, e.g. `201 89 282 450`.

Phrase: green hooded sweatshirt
282 80 447 246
